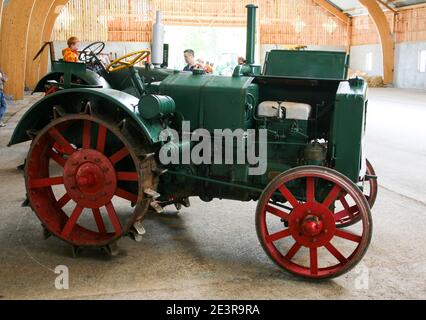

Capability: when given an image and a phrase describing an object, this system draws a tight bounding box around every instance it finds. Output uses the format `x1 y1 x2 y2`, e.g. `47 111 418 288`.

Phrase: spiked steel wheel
25 114 155 247
256 166 372 279
334 159 378 228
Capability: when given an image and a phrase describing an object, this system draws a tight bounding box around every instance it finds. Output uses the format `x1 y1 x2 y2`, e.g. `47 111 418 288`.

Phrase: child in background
63 36 80 62
0 69 8 127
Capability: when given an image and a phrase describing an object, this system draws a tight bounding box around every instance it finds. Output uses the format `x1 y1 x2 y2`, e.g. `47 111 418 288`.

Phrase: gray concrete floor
0 88 425 299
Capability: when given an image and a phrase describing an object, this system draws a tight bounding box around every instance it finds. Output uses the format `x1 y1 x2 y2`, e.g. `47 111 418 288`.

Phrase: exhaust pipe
152 11 165 68
245 4 258 65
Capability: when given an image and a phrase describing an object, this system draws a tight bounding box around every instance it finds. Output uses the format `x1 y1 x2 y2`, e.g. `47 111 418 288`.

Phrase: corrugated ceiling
328 0 426 16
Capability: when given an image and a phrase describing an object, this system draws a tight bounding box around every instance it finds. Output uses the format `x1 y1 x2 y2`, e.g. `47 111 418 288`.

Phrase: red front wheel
256 166 372 279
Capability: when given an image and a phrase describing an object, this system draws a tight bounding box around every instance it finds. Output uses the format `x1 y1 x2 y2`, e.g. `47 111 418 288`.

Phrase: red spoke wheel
256 166 372 279
334 159 378 228
25 114 153 247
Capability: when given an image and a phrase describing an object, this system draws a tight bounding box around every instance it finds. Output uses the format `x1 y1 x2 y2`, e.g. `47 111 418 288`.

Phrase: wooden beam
312 0 350 24
26 0 56 90
38 0 69 77
0 0 36 100
376 0 398 13
358 0 394 84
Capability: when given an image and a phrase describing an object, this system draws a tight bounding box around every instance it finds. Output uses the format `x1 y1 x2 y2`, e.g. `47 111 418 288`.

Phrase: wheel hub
302 215 323 236
288 202 336 248
63 149 117 209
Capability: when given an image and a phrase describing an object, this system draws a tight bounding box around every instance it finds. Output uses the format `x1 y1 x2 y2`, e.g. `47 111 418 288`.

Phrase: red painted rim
25 115 142 247
256 166 372 279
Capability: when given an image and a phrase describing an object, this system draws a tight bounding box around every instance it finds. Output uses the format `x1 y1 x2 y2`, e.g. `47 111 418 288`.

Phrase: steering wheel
106 50 150 73
79 41 105 64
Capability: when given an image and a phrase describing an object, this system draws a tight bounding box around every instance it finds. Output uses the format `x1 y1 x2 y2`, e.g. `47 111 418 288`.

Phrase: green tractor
10 4 377 279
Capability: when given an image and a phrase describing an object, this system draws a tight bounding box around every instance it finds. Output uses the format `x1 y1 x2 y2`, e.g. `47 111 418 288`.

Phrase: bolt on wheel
256 166 372 279
25 114 153 247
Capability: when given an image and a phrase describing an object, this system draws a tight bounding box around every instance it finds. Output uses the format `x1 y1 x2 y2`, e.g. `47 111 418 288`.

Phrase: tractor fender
33 69 111 93
9 88 164 146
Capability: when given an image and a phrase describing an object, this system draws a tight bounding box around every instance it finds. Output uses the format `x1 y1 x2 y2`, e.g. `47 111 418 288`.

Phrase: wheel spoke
334 205 358 222
278 185 299 208
310 248 318 275
48 149 66 167
285 242 302 260
61 205 84 238
325 242 348 263
92 208 107 234
266 229 291 243
96 124 107 153
322 184 342 208
115 188 138 203
47 128 76 155
306 177 315 203
334 229 362 243
109 147 130 165
117 172 139 181
57 193 71 209
29 176 64 189
339 193 350 211
265 205 290 221
82 120 92 149
105 202 122 235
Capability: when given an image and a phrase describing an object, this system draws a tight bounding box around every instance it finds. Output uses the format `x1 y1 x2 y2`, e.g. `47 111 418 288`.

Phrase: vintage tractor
9 5 377 279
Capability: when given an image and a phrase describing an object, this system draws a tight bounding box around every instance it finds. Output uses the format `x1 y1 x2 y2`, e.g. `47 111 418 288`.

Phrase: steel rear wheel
256 166 372 279
25 114 154 247
364 159 378 208
334 159 378 228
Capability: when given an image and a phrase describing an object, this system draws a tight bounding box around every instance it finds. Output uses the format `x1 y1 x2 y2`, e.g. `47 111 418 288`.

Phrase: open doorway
164 25 246 75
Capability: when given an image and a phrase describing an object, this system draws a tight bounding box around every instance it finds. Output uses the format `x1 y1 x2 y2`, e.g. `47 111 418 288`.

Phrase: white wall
350 42 426 89
349 44 383 77
395 41 426 89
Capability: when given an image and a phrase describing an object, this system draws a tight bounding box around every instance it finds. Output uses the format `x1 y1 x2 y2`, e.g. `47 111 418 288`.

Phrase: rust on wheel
334 159 378 228
256 166 372 279
25 114 155 247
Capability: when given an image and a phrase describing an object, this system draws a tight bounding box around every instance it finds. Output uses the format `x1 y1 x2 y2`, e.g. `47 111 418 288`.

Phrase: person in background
204 60 214 74
0 69 8 127
183 49 195 71
63 36 81 63
238 56 247 65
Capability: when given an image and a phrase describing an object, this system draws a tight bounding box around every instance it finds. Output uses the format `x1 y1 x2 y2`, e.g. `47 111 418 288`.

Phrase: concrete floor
0 88 425 299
